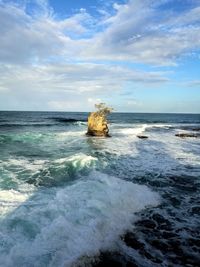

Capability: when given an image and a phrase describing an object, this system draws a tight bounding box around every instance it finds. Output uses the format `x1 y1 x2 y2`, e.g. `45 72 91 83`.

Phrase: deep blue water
0 111 200 266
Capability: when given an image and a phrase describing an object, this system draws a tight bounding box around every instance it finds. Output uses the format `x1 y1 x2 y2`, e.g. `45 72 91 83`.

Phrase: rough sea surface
0 111 200 267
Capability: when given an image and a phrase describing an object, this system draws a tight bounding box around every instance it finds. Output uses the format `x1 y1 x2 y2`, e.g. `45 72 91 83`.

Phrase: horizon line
0 110 200 115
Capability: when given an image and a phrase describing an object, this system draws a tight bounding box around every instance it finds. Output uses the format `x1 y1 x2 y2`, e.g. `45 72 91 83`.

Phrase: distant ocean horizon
1 110 200 114
0 111 200 266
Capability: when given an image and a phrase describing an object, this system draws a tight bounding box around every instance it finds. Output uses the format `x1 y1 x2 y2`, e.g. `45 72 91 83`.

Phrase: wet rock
94 256 122 267
187 238 200 247
191 206 200 215
152 214 172 231
166 195 181 207
152 213 169 224
168 239 183 254
126 262 139 267
140 249 162 264
123 233 144 250
94 252 128 267
162 231 177 239
151 239 169 251
135 219 156 229
175 133 198 138
137 135 148 139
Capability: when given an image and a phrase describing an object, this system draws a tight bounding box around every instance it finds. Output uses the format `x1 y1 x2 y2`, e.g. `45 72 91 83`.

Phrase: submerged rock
86 103 113 137
175 133 198 138
137 135 148 139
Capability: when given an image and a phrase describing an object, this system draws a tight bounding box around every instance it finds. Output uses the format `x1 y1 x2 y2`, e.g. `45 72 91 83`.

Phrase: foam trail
0 172 159 267
117 124 148 136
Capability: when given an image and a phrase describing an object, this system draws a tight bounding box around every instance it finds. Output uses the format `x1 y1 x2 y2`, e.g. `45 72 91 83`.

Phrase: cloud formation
84 0 200 65
1 0 200 65
0 0 199 111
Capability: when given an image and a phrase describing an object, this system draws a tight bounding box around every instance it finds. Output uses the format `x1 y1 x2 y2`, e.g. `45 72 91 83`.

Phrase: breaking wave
0 172 159 267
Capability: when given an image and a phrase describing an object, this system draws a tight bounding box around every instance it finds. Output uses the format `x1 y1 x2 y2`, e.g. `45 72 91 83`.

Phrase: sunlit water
0 111 200 267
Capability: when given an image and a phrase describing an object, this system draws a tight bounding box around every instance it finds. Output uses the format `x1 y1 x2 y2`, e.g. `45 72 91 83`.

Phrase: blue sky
0 0 200 113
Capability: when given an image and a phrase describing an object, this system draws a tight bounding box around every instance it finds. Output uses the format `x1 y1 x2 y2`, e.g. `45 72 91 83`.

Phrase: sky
0 0 200 113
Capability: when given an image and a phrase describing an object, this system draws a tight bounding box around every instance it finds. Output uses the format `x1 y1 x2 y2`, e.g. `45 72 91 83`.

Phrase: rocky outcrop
175 133 198 138
87 112 110 137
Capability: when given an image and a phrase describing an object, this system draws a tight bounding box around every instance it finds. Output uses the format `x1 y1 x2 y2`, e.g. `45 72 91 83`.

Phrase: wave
56 131 85 139
0 123 55 128
0 172 160 267
178 125 200 131
51 117 87 123
115 123 173 136
0 130 86 144
0 153 100 188
117 124 149 136
0 119 87 128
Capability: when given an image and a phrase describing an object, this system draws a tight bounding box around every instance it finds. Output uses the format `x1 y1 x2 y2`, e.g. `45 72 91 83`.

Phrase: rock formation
86 103 113 137
175 133 198 138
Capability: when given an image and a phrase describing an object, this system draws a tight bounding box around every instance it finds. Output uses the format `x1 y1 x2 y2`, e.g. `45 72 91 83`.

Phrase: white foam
56 131 85 139
97 125 145 156
0 172 160 267
116 124 173 138
118 124 148 136
55 153 97 165
144 127 200 173
0 154 99 185
0 185 35 216
54 153 100 170
164 135 200 167
0 159 46 173
75 121 87 126
149 124 173 129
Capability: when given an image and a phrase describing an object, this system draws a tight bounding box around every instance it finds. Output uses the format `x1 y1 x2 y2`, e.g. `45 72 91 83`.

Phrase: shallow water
0 111 200 266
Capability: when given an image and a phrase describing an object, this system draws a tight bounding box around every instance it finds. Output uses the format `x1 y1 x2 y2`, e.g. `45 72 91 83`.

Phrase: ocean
0 111 200 267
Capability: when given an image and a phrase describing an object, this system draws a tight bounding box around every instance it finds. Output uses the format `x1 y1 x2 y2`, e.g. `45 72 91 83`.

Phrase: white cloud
87 97 102 105
82 0 200 65
1 0 200 66
0 0 200 111
187 80 200 87
0 2 90 64
0 62 168 93
127 99 142 107
48 100 81 111
0 61 168 111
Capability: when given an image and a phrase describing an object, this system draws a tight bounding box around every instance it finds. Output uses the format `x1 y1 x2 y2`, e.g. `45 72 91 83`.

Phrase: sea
0 111 200 267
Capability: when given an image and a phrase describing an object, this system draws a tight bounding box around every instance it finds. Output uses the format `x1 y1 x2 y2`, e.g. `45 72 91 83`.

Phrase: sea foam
0 172 159 267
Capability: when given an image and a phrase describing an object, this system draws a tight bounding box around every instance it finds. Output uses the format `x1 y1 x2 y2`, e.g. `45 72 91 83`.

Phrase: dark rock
152 214 172 231
175 133 198 138
151 239 169 250
126 262 139 267
123 233 144 250
167 240 183 255
140 250 162 263
94 257 122 267
187 238 200 247
152 213 169 224
93 252 126 267
191 206 200 215
162 231 177 239
135 219 156 229
137 135 148 139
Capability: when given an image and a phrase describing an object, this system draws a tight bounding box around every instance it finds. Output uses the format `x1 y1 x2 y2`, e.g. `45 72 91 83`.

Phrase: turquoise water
0 111 200 266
